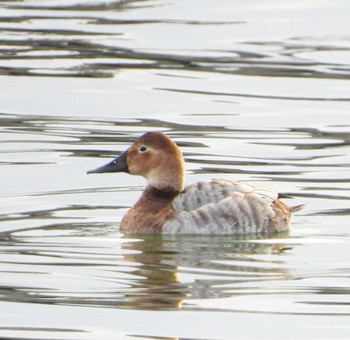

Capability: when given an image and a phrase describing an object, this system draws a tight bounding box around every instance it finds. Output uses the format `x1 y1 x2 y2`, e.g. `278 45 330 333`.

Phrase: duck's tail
290 204 305 213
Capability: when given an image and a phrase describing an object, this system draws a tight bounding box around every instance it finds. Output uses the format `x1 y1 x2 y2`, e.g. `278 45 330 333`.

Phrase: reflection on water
1 0 350 339
0 223 291 311
1 222 349 318
118 233 292 311
1 1 350 79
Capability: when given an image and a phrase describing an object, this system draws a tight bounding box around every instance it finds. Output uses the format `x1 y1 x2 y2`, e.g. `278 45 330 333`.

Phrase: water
1 0 350 339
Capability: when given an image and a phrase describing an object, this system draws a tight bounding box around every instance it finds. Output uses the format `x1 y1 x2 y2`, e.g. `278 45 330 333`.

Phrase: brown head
88 132 185 192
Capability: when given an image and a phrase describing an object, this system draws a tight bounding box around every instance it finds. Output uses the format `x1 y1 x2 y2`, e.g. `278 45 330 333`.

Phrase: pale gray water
0 0 350 339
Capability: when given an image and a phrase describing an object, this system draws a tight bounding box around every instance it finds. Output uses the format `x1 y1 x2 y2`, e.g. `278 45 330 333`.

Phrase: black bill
87 150 129 174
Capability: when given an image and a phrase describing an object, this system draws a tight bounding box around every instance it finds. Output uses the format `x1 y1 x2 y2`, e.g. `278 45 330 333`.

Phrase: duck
88 132 303 235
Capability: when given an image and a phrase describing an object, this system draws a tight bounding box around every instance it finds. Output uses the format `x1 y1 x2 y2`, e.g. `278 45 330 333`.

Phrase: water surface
1 0 350 339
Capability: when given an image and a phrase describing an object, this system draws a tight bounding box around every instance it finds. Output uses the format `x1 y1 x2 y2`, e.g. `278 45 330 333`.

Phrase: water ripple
1 2 350 79
1 1 350 338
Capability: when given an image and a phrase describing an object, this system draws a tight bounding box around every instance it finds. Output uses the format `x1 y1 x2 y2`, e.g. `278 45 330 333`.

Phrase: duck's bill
87 150 129 174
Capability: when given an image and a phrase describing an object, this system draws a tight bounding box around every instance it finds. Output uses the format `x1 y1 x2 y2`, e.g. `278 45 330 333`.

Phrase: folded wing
164 179 281 234
173 179 278 211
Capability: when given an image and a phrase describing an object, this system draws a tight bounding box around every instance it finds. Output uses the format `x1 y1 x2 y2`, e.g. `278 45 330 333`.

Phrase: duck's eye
139 146 148 153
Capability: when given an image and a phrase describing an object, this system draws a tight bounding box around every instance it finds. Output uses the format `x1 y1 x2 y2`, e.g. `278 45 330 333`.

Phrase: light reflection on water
1 0 350 339
0 225 292 310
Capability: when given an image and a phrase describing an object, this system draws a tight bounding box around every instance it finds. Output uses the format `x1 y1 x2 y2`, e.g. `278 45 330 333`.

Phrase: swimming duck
88 132 303 234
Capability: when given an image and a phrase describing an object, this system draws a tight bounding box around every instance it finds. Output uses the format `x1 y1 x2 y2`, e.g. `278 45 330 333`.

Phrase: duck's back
163 179 295 235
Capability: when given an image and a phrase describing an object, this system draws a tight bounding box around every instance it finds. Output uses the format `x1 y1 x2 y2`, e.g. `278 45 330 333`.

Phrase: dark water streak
1 1 350 80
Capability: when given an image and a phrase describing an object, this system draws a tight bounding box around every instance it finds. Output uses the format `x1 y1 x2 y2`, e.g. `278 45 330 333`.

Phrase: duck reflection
0 225 292 311
119 232 292 310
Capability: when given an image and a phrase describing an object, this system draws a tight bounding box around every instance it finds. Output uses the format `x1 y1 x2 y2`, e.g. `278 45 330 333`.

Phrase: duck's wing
164 191 277 235
173 179 279 212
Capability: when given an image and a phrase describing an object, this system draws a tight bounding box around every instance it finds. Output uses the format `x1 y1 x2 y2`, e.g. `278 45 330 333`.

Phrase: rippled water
1 0 350 339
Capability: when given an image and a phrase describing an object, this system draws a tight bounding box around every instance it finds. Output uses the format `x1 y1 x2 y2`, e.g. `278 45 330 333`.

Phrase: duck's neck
146 172 184 193
145 152 185 192
145 186 181 201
